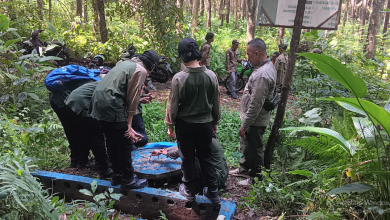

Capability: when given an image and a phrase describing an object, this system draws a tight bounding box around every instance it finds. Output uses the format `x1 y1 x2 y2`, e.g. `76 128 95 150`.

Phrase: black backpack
263 86 280 111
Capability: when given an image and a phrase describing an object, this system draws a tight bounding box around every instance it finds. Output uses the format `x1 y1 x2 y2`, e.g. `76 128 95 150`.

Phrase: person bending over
165 38 221 204
90 50 159 191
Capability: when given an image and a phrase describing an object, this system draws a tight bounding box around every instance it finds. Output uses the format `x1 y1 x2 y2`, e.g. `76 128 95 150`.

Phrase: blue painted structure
132 142 182 179
33 170 236 220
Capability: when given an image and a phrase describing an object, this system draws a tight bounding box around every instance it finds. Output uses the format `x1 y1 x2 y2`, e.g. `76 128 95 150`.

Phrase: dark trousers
50 101 79 164
131 113 148 147
100 121 135 180
66 108 109 172
240 126 266 177
175 118 218 191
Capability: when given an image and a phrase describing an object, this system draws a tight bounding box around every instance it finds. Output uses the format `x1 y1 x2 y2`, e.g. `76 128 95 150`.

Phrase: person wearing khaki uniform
275 44 288 90
230 38 276 186
90 50 159 191
200 33 214 69
165 38 221 204
226 39 246 99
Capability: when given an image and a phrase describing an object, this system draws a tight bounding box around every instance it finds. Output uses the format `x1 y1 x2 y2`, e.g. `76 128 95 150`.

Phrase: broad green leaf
5 38 20 47
38 56 63 62
57 36 64 46
0 14 9 33
79 189 93 196
110 193 123 201
91 180 98 193
320 97 390 136
281 127 356 156
288 170 313 177
45 44 60 51
47 22 56 34
27 93 40 101
20 133 29 145
337 101 367 116
299 53 367 98
50 196 59 205
0 192 7 199
385 99 390 114
352 117 375 138
17 92 27 102
363 171 390 179
301 190 311 198
328 183 375 195
307 212 325 219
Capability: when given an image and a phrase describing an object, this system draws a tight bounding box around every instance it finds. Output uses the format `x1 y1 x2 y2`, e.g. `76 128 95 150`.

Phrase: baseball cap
178 38 199 55
232 39 240 45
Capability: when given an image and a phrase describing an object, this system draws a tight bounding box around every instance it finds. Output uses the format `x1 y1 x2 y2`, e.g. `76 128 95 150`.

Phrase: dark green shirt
65 82 98 117
90 59 147 122
49 79 94 109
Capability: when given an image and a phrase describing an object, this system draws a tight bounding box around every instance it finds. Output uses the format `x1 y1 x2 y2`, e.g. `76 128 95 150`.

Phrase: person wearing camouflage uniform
226 39 246 99
200 33 214 69
274 44 288 90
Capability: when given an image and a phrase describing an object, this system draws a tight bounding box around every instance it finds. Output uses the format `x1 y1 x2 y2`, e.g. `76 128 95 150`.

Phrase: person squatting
49 34 277 204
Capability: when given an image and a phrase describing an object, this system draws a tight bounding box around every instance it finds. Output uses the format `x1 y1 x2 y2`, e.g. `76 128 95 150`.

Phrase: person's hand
124 126 143 142
167 125 175 138
239 127 245 138
151 149 168 156
213 125 217 134
140 97 150 104
146 93 153 101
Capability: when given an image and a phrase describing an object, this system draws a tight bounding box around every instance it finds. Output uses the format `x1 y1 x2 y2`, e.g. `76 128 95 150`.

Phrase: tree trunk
246 0 258 42
206 0 211 28
226 0 231 24
49 0 52 18
234 0 238 26
84 0 88 22
359 0 367 40
242 0 246 20
278 27 285 45
92 0 99 34
343 0 349 28
37 0 44 20
192 0 200 34
95 0 107 43
364 0 386 59
383 0 390 35
200 0 204 16
220 0 225 26
76 0 83 17
264 0 307 170
351 0 355 18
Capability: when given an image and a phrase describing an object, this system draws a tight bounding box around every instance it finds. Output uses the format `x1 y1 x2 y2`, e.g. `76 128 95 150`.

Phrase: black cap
178 38 199 55
232 39 240 45
278 44 288 50
142 50 159 64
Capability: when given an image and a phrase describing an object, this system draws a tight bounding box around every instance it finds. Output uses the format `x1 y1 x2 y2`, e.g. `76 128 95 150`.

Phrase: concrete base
33 170 236 220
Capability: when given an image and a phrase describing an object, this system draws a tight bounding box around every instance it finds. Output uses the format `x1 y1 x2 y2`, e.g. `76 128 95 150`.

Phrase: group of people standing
50 33 285 204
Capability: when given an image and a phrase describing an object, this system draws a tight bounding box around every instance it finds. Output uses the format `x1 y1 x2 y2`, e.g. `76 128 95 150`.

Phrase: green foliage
0 149 59 219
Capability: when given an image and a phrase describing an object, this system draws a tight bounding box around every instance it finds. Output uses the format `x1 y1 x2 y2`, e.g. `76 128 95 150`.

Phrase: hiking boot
120 174 148 191
179 183 195 202
111 174 122 186
231 92 237 99
99 168 113 180
203 187 220 204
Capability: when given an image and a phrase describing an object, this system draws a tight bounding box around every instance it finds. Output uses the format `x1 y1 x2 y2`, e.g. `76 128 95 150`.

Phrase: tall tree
95 0 107 43
76 0 83 17
234 0 238 26
246 0 258 42
264 0 307 170
383 0 390 35
365 0 386 59
206 0 211 28
242 0 246 20
192 0 200 34
84 0 88 22
91 0 99 34
343 0 349 28
200 0 204 16
278 27 285 45
220 0 225 26
226 0 231 24
49 0 52 18
359 0 367 40
350 0 356 18
37 0 44 20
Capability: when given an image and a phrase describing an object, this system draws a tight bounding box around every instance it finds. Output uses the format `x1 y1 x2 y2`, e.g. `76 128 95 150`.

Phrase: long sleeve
166 146 180 160
164 76 181 126
241 76 270 131
125 66 147 115
225 51 230 71
212 75 221 125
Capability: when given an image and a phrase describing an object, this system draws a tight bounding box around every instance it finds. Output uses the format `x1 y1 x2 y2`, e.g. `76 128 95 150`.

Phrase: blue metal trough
33 170 236 220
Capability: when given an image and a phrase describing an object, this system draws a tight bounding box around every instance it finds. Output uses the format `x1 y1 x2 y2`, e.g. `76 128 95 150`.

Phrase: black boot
203 187 220 204
179 183 195 202
120 174 148 191
99 168 113 180
111 174 122 186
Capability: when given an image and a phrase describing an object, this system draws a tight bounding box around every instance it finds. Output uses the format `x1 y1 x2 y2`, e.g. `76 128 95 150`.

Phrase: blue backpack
45 65 102 91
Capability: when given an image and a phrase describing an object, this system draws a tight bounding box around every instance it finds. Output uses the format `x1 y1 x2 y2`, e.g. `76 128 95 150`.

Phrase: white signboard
257 0 342 30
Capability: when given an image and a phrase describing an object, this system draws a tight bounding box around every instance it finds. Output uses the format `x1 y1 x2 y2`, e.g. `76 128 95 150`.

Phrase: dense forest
0 0 390 219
